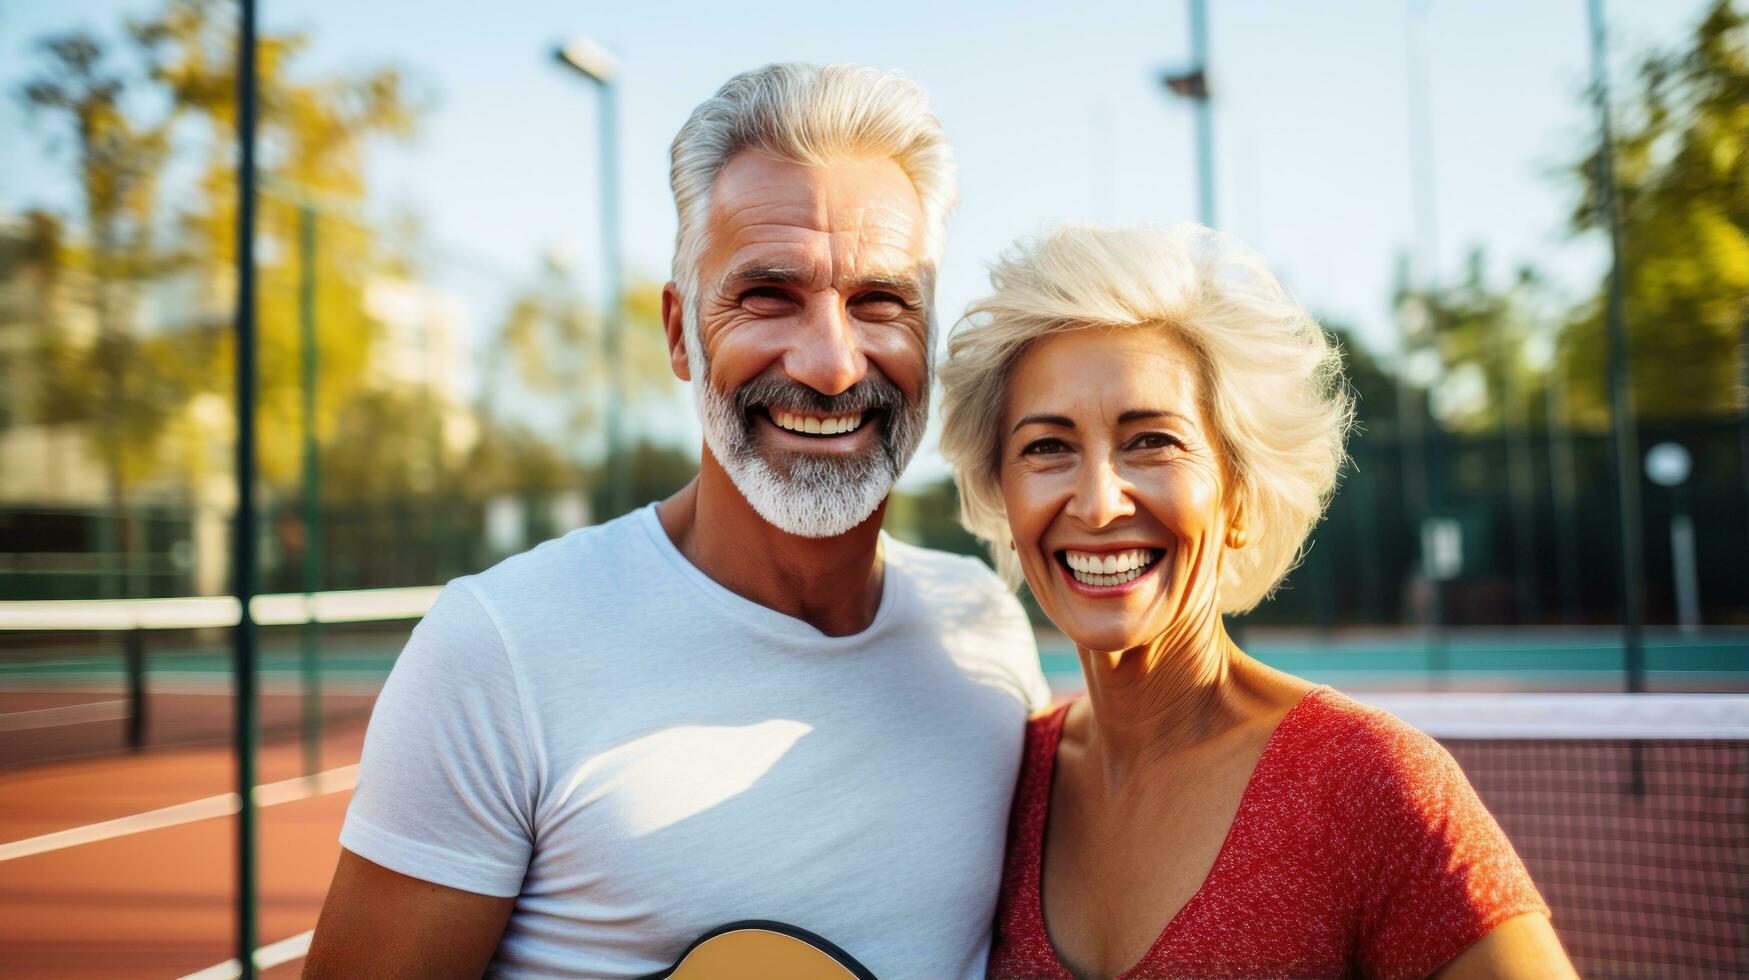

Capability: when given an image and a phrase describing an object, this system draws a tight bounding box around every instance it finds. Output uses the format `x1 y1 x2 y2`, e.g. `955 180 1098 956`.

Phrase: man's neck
656 449 886 637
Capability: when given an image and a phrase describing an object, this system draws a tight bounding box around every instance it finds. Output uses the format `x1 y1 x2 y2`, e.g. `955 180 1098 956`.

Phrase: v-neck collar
1025 685 1331 978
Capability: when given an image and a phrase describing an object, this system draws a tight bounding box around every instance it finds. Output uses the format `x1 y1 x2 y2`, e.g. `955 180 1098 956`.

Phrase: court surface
2 625 1745 976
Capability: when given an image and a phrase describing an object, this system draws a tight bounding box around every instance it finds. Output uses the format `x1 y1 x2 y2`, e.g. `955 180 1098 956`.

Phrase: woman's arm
1431 912 1575 979
303 849 516 979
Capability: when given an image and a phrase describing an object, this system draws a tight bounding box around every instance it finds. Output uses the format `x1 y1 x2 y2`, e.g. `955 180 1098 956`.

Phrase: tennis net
1369 693 1749 977
0 588 434 768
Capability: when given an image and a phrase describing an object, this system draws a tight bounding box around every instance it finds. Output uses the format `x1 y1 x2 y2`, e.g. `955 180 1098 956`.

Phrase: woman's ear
661 281 691 382
1224 500 1248 550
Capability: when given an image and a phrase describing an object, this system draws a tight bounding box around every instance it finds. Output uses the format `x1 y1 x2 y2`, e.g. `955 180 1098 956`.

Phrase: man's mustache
733 374 906 421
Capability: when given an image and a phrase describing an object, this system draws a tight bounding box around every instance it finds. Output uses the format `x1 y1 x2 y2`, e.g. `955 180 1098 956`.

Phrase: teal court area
1039 627 1749 692
3 623 1745 696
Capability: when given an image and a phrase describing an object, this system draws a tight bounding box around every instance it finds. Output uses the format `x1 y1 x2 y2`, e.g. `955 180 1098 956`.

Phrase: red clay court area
1 686 373 978
2 683 1745 977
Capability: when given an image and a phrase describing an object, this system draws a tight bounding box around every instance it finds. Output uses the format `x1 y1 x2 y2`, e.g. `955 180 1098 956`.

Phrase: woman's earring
1008 540 1016 551
1225 526 1248 549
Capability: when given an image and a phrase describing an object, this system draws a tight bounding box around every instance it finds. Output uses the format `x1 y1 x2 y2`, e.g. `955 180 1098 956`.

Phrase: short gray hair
668 63 957 322
938 223 1354 614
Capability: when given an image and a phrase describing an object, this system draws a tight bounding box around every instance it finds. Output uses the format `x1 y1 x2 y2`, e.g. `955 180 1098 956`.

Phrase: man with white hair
306 63 1049 978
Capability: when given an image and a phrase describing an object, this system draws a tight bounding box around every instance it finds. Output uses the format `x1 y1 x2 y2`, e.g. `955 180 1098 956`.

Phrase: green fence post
233 0 261 969
299 203 322 779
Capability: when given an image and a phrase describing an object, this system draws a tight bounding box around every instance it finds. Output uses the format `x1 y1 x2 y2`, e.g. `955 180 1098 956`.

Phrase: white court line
179 929 315 980
0 764 358 863
0 699 127 732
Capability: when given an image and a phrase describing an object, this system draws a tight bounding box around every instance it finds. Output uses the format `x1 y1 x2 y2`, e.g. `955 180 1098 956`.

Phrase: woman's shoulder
1279 686 1465 794
1022 698 1075 759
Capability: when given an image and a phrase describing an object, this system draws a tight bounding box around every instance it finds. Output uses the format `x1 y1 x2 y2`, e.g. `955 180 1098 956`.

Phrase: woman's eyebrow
1010 409 1193 434
1119 409 1192 425
1011 414 1073 434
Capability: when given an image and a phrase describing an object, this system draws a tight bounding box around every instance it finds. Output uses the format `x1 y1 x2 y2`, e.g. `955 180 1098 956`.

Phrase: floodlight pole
1188 0 1215 227
1586 0 1645 694
233 0 260 972
554 38 628 518
1160 1 1215 228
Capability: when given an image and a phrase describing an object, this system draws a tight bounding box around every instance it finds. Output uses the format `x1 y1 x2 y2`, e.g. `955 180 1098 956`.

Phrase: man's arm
303 849 516 979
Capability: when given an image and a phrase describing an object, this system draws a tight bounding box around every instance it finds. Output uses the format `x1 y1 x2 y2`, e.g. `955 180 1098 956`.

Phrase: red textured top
988 686 1549 979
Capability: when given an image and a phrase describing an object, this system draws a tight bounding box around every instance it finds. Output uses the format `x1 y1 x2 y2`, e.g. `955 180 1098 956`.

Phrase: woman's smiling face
999 327 1240 655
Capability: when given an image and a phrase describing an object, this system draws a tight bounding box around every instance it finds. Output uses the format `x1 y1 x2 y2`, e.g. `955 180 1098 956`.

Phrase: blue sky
2 0 1713 484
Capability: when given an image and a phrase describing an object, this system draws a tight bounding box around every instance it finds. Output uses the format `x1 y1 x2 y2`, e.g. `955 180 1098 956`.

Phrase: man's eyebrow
720 263 807 287
847 273 924 300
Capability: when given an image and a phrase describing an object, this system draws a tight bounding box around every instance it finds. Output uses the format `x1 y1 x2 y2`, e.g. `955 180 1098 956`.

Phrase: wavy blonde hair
938 223 1354 614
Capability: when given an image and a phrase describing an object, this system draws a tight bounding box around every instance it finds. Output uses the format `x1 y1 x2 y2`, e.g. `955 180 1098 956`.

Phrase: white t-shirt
340 504 1050 978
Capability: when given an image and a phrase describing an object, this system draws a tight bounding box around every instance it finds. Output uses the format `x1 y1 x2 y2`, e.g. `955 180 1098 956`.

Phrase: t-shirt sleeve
339 580 536 898
1346 721 1550 979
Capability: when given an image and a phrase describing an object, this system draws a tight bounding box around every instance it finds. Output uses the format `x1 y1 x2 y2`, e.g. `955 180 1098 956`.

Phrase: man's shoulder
466 507 655 611
883 536 1048 706
883 537 1011 603
884 537 1032 639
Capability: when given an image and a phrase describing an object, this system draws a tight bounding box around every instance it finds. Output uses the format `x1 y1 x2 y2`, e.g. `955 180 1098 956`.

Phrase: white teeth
1063 548 1161 586
771 411 863 436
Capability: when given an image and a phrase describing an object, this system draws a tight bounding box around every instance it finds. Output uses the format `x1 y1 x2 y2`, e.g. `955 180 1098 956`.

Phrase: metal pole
599 82 627 517
1499 315 1539 624
1402 0 1445 676
1406 0 1441 283
1738 314 1749 562
125 629 146 750
1188 0 1215 228
1547 359 1583 623
232 0 260 971
298 204 322 778
1669 493 1700 633
1586 0 1645 694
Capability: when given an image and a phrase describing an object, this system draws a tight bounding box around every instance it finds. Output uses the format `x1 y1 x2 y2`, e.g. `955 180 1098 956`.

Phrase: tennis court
3 593 1746 977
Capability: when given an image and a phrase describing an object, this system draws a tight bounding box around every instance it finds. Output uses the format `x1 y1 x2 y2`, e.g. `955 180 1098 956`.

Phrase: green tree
1400 252 1544 434
131 0 425 486
479 257 679 465
19 30 178 591
1563 0 1749 424
1321 321 1400 439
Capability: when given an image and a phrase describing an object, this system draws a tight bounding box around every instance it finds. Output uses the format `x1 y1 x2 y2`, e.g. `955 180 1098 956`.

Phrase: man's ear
661 281 691 382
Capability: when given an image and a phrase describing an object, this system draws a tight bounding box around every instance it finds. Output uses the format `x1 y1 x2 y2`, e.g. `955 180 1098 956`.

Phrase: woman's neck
1075 605 1249 787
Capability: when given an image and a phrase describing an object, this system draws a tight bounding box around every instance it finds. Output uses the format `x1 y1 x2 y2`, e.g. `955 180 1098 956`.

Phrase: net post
124 628 146 750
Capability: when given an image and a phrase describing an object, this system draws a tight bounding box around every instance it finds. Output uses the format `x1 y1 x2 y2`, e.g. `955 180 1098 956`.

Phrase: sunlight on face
998 328 1238 655
688 153 932 537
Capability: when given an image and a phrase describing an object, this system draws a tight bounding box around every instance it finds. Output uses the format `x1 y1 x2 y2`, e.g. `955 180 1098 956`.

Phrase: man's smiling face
683 151 933 537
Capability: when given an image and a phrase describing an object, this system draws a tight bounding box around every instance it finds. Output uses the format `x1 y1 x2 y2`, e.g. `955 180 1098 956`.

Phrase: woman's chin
1060 623 1156 659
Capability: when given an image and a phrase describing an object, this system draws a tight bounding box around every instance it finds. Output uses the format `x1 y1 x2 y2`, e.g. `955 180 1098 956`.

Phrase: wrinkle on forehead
1005 329 1211 436
704 154 928 293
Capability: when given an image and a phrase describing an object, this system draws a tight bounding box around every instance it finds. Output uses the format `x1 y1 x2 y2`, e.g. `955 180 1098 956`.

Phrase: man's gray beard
690 336 927 539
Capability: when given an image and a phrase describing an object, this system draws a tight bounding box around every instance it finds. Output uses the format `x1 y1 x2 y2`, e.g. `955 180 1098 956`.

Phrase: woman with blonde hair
940 224 1573 979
